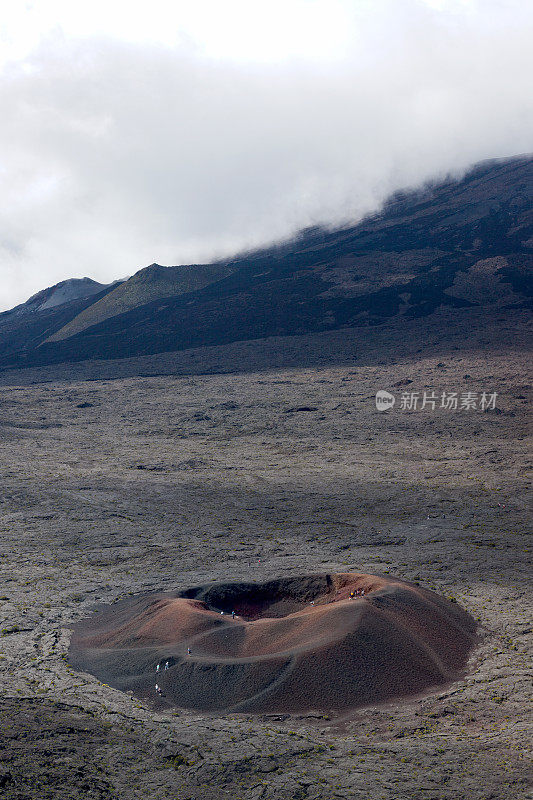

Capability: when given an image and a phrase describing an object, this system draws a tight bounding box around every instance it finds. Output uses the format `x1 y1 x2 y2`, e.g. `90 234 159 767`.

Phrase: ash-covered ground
0 323 531 800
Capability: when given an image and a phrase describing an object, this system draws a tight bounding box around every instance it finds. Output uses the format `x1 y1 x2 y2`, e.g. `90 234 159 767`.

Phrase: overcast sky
1 0 532 311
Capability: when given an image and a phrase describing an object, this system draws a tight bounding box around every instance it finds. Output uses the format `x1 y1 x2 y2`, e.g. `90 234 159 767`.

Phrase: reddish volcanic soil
69 573 477 713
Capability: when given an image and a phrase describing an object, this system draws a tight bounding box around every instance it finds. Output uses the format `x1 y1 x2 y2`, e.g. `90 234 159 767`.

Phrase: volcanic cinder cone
69 573 478 713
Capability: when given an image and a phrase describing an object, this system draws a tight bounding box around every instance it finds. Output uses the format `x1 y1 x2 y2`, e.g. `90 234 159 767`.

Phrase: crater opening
180 573 372 620
69 572 478 714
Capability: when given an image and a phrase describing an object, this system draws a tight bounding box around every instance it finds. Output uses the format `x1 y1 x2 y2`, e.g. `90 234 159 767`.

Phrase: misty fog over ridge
4 151 528 315
1 154 530 372
1 0 532 311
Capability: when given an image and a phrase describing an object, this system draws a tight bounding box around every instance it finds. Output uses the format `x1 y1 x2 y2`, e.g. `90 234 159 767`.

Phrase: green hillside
47 262 234 342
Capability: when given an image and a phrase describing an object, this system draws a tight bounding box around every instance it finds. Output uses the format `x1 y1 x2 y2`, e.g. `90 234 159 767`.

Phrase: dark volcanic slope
2 155 531 369
46 262 234 342
69 573 477 714
0 285 116 360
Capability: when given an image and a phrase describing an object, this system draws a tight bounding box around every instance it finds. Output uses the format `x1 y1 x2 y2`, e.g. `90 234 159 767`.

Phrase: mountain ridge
1 155 531 370
46 262 235 343
3 277 108 317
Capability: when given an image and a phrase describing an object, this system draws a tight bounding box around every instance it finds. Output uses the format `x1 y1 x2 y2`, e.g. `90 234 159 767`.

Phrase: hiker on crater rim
164 660 169 670
187 647 192 655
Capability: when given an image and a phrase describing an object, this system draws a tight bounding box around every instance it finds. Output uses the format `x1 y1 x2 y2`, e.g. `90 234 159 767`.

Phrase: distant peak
10 277 108 315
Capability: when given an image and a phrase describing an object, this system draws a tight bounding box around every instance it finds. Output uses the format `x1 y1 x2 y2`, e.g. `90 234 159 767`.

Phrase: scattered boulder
393 378 413 387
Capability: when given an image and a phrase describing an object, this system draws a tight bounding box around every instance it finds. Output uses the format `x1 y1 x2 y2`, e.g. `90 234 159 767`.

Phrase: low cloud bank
1 0 532 310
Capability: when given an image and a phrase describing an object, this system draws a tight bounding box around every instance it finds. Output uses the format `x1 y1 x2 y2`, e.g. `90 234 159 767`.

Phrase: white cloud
0 0 532 310
0 0 356 66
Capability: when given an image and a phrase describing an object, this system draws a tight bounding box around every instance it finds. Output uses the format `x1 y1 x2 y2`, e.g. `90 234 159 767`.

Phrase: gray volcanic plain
0 314 531 799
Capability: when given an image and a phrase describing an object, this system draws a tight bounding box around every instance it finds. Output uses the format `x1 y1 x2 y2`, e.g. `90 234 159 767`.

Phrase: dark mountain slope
47 262 234 342
0 264 233 362
0 285 118 359
1 156 531 369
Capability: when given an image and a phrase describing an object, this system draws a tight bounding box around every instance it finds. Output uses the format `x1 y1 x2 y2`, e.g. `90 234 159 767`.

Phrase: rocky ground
0 326 531 799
